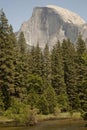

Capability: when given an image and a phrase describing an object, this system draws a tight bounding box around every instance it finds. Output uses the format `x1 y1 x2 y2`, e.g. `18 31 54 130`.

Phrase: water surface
0 120 87 130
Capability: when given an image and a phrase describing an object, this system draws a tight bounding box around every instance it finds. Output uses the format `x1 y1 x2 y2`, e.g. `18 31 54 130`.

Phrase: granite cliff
18 5 87 48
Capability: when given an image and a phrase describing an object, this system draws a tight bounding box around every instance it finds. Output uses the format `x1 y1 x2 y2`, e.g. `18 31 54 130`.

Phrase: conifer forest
0 10 87 123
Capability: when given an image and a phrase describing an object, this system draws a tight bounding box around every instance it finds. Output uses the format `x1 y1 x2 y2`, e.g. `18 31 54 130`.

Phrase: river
0 120 87 130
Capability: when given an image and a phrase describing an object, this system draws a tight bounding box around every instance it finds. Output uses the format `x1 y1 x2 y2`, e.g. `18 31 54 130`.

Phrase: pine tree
76 35 87 111
26 74 43 94
15 32 28 98
34 44 43 77
81 53 87 111
29 44 43 76
62 39 78 110
0 11 15 109
76 35 86 86
51 41 66 95
25 74 44 108
0 90 4 112
18 32 26 54
43 44 52 88
37 95 49 114
51 41 68 111
43 86 57 113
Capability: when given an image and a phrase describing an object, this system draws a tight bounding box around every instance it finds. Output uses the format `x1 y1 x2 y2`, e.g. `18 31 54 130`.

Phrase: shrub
4 98 39 125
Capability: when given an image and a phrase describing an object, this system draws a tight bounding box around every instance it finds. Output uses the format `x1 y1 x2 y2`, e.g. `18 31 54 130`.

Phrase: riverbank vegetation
0 10 87 126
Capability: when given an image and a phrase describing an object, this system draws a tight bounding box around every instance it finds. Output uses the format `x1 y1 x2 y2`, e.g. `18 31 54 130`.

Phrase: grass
71 112 81 119
37 112 82 121
0 112 82 126
0 116 13 123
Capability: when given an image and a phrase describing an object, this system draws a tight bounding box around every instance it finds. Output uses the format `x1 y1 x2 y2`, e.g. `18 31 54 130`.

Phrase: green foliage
26 74 43 94
30 44 43 76
57 94 69 112
14 32 28 98
37 95 49 114
76 35 87 111
43 44 52 87
43 86 57 113
54 105 61 116
76 35 86 56
81 109 87 122
0 10 87 118
62 39 79 110
4 98 39 125
18 32 26 54
51 41 66 95
0 11 16 109
79 80 87 111
27 90 39 108
0 91 4 115
51 41 69 111
82 112 87 121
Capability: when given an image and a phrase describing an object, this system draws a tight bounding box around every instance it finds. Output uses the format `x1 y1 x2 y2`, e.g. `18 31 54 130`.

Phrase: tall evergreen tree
25 74 44 108
0 11 15 109
51 41 68 111
29 44 43 76
43 86 57 113
51 41 66 95
76 35 87 86
18 32 26 54
14 32 28 98
80 53 87 111
76 35 87 111
43 44 52 88
26 46 35 74
62 39 78 110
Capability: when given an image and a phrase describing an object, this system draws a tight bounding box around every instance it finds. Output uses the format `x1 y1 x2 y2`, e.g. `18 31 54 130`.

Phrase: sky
0 0 87 32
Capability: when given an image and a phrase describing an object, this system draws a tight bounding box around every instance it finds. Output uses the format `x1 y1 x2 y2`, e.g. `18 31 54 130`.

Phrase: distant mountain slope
18 5 87 48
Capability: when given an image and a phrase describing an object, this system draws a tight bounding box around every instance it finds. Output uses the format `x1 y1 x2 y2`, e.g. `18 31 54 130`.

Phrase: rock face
18 5 87 48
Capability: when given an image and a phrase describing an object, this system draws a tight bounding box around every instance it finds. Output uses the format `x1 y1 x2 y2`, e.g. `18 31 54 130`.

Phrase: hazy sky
0 0 87 32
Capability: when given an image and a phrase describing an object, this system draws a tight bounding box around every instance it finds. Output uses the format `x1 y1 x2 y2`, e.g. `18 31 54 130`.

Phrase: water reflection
0 120 87 130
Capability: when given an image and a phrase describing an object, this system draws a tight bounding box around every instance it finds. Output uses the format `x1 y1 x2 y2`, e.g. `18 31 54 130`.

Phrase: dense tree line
0 11 87 116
